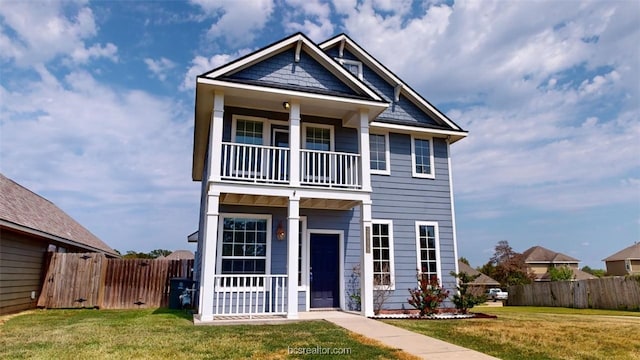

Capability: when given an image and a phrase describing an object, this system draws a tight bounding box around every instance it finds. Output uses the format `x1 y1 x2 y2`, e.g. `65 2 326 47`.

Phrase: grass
383 306 640 360
0 309 417 360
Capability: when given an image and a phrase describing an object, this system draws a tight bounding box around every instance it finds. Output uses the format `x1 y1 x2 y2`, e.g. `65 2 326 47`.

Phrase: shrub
407 274 449 317
450 271 487 314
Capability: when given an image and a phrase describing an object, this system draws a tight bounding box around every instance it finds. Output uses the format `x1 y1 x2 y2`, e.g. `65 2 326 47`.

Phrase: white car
486 288 508 301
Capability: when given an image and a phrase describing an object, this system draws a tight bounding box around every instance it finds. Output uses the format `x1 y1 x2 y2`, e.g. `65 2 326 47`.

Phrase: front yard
0 309 414 359
384 306 640 360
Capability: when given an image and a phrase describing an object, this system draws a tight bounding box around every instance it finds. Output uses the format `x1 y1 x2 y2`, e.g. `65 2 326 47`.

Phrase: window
415 222 440 281
369 133 390 175
411 136 434 178
336 58 363 80
217 215 271 287
372 220 394 289
235 119 264 145
304 125 332 151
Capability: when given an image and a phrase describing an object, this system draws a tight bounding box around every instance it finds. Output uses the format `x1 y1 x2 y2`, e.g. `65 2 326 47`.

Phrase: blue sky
1 0 638 268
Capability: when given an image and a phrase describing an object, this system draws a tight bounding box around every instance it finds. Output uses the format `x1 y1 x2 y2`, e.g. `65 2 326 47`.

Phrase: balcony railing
300 149 360 189
219 143 362 189
212 274 287 317
221 143 289 184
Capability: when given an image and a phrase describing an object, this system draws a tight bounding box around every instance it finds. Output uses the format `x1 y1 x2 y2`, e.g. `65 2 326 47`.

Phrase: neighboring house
521 245 594 281
165 250 195 260
0 173 118 315
457 261 500 293
603 243 640 276
191 33 467 321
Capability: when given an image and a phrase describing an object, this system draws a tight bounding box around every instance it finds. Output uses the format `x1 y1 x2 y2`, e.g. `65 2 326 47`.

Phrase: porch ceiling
219 193 360 211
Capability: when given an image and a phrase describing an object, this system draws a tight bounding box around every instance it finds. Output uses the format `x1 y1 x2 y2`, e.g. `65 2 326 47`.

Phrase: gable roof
522 246 579 264
457 261 500 286
603 243 640 261
0 173 118 256
319 34 466 137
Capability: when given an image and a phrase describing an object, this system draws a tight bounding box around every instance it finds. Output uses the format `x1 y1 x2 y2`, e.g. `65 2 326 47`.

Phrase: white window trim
298 216 308 290
335 58 363 80
215 213 272 290
302 122 335 151
369 132 390 175
411 135 435 179
231 115 270 145
414 221 442 283
372 219 395 290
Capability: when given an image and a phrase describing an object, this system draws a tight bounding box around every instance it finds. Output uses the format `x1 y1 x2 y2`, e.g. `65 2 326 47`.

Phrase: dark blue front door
310 233 339 308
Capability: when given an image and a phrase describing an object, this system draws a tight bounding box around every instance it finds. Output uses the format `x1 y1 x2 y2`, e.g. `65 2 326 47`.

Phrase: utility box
168 278 194 309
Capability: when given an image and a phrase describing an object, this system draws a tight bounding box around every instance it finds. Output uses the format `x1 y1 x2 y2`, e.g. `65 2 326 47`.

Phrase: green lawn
384 306 640 360
0 309 415 360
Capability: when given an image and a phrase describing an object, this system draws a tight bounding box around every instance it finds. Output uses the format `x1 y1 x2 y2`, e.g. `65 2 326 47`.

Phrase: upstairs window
336 59 363 80
235 119 264 145
370 133 390 175
411 135 434 179
303 124 333 151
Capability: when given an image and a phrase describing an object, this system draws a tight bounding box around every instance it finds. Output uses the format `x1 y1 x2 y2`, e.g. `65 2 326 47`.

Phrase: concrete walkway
300 311 499 360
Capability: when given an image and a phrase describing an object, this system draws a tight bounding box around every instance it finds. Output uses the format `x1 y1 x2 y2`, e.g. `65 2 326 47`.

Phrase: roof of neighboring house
0 173 118 256
602 243 640 261
457 261 501 286
522 246 579 264
164 250 194 260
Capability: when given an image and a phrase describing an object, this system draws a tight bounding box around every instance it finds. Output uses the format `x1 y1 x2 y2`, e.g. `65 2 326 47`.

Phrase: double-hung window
415 222 440 281
411 135 435 178
369 133 390 175
372 220 394 289
218 215 270 287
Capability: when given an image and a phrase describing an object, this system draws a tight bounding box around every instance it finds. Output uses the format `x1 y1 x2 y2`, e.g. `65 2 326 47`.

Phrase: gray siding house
191 33 467 321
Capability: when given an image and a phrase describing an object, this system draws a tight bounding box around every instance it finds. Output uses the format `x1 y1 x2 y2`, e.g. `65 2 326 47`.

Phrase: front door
310 233 339 308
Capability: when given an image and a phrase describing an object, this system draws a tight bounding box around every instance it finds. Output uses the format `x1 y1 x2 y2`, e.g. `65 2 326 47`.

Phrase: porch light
282 101 290 110
276 221 286 241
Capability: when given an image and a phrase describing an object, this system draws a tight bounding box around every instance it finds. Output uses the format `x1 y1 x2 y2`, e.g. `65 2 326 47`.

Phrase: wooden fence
38 253 194 309
508 277 640 310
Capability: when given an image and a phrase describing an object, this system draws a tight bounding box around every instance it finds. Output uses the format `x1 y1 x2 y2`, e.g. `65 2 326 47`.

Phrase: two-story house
191 33 467 322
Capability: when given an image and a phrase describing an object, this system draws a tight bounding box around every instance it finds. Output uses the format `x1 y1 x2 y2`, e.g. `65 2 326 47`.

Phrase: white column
287 196 300 318
289 101 301 187
360 200 374 317
209 91 224 182
197 189 220 322
358 109 372 192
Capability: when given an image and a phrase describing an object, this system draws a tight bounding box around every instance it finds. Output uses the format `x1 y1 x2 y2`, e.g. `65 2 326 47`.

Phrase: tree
149 249 172 259
121 249 172 259
548 266 574 281
581 266 606 278
482 241 535 287
459 257 470 265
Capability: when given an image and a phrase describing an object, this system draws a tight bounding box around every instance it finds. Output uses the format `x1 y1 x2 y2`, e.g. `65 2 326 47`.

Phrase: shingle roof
457 261 501 286
164 250 194 260
603 243 640 261
522 246 579 263
0 173 118 256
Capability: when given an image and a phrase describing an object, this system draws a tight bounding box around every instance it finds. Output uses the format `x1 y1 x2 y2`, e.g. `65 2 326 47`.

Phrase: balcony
220 142 362 189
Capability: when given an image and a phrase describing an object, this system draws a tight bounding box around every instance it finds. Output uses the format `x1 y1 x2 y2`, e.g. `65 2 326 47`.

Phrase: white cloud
144 57 176 81
180 50 251 91
190 0 274 47
284 0 334 41
0 1 118 67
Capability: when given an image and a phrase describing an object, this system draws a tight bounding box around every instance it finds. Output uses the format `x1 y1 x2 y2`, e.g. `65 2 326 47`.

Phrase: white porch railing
301 149 361 189
221 143 290 184
212 274 288 317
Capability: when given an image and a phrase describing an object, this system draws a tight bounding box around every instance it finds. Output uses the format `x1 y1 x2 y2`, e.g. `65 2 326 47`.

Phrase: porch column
287 196 300 318
288 100 301 187
209 91 224 182
360 200 374 317
358 109 372 192
197 189 220 322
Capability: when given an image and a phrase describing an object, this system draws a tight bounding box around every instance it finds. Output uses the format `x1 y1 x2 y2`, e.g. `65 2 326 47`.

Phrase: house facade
521 245 594 281
191 33 467 321
0 173 118 315
603 243 640 276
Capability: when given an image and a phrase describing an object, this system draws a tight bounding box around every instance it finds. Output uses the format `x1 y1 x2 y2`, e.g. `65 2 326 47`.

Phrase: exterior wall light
276 221 286 241
282 101 290 110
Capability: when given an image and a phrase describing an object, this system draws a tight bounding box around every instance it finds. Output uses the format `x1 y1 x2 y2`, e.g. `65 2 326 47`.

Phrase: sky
0 0 638 268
